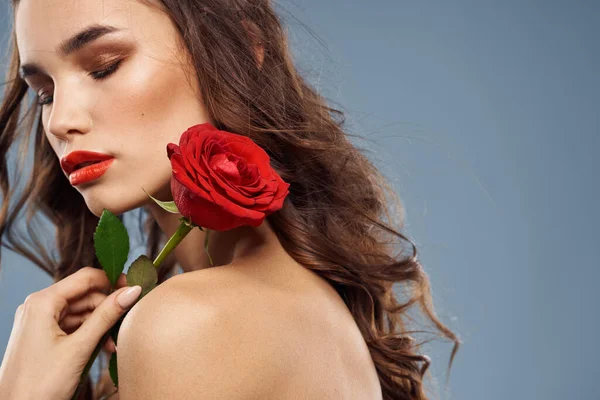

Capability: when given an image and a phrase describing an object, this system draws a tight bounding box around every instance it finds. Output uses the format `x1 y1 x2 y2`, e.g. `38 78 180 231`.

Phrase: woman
0 0 460 399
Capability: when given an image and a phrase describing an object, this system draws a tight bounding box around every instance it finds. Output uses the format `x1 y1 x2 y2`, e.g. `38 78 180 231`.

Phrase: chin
85 198 138 218
80 186 144 218
80 178 171 218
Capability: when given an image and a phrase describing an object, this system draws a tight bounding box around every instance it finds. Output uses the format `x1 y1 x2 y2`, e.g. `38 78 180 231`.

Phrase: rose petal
208 185 266 226
205 169 256 207
209 153 243 185
168 122 289 229
185 140 210 179
166 143 180 159
170 157 212 201
226 139 272 171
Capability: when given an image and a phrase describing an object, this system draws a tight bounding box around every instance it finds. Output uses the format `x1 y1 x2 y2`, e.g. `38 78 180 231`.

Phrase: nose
46 84 92 140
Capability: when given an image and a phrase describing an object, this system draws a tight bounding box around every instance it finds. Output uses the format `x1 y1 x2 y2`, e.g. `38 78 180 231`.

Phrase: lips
60 151 114 176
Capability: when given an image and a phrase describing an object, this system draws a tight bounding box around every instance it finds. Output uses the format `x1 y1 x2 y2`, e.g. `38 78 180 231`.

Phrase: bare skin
0 268 138 400
97 235 382 399
13 0 382 398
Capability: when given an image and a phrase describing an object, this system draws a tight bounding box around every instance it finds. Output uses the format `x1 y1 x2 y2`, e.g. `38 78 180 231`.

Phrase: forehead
15 0 156 62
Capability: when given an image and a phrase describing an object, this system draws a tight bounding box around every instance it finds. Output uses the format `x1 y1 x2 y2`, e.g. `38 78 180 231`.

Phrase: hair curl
0 1 460 399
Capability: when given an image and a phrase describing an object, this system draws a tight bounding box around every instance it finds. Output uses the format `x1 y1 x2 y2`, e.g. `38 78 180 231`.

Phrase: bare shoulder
117 261 381 399
116 265 291 399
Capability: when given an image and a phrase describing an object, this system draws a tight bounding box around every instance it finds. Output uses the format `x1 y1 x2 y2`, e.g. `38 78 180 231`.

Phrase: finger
47 268 127 320
59 311 92 333
48 267 111 300
73 286 142 347
67 291 107 314
61 276 128 316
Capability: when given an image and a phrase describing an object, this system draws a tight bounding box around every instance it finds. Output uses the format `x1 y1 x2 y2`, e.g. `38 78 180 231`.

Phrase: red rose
166 123 290 231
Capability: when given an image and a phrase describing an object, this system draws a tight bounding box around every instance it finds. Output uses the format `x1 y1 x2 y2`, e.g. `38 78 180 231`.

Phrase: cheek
99 54 208 200
108 55 208 152
43 128 65 157
110 59 176 125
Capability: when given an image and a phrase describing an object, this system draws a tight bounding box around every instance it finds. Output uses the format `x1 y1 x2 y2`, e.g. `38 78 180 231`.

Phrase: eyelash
37 59 124 106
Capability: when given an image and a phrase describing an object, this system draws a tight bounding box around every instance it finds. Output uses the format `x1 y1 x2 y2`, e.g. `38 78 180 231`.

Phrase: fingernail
117 286 142 308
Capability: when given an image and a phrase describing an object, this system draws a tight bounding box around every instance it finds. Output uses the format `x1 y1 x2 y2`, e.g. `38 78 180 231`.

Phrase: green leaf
143 188 180 214
126 255 158 300
109 352 118 388
94 209 130 287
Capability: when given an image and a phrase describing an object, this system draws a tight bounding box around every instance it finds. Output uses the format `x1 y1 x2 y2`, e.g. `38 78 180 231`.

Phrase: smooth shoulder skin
115 268 285 399
115 261 382 399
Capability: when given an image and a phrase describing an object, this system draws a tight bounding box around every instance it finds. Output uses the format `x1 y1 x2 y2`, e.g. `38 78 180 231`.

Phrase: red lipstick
60 151 115 186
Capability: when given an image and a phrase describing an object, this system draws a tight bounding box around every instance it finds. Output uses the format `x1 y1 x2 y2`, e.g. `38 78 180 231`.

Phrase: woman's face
15 0 210 217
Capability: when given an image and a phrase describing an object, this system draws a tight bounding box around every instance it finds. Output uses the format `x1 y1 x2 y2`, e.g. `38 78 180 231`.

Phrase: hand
0 267 142 400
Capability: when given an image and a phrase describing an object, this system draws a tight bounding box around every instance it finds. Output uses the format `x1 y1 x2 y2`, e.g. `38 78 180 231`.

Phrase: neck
144 201 276 273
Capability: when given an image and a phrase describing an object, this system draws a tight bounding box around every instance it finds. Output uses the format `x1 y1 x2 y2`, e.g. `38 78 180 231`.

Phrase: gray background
1 1 599 399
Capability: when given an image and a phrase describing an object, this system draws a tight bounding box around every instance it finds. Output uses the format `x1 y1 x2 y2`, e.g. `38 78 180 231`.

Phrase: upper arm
115 275 287 400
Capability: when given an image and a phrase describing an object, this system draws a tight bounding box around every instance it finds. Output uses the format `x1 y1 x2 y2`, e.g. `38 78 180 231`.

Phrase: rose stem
204 229 214 266
71 331 111 400
153 220 194 268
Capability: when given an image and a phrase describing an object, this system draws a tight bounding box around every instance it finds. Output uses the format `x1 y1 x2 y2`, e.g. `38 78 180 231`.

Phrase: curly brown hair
0 1 460 399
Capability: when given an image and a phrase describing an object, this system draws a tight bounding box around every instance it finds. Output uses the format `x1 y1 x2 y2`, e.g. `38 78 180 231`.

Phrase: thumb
73 286 142 346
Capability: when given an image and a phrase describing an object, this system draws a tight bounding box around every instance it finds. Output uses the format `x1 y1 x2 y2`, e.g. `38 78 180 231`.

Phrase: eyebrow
19 24 121 79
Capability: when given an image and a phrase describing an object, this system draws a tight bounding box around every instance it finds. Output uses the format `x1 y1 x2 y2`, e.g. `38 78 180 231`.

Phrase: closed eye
37 59 124 106
89 59 123 80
